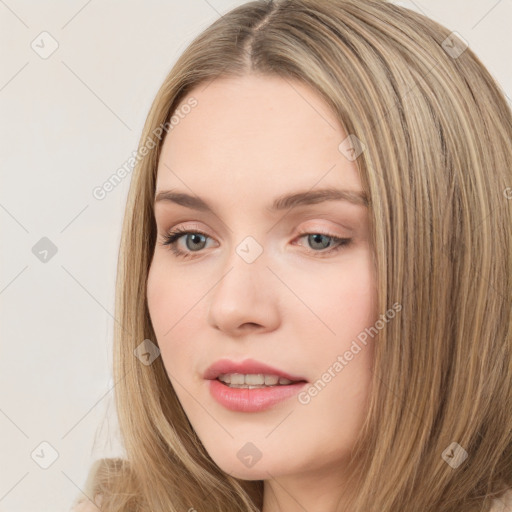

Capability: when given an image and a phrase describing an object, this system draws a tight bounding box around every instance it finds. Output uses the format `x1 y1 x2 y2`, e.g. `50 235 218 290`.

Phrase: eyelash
158 226 352 260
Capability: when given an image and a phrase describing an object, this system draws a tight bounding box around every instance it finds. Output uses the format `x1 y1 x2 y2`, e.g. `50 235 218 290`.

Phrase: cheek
146 258 171 333
299 250 377 338
146 255 197 332
335 266 377 338
146 256 205 369
300 251 377 391
296 261 376 451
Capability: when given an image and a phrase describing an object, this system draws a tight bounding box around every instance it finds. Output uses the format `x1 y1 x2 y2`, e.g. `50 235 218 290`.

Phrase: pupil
187 233 206 250
309 234 330 250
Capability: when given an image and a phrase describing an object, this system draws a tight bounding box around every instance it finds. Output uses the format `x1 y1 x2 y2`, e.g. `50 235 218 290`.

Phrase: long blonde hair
75 1 512 510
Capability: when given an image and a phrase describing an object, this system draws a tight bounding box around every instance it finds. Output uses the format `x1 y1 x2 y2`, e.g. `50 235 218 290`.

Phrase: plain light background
0 1 510 511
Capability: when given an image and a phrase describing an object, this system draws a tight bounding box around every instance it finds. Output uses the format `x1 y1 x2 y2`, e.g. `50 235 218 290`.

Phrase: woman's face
147 74 377 482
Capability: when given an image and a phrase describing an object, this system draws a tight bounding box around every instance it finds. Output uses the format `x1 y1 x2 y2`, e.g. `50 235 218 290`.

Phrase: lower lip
208 379 307 412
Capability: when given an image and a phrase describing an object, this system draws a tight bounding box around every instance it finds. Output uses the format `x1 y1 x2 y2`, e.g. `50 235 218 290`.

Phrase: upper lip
203 358 308 382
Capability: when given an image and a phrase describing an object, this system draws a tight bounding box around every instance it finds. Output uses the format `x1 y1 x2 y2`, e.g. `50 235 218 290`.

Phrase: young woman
72 0 512 510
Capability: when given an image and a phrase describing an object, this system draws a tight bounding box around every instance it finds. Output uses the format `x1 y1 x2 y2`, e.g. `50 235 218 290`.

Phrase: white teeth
245 374 265 385
264 375 279 385
217 373 297 387
218 374 231 384
230 373 245 385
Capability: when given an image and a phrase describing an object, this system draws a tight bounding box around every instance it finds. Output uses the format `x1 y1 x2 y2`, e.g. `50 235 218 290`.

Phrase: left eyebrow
154 187 370 214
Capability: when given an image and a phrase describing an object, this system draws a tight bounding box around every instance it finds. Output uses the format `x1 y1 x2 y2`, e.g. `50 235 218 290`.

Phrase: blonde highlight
73 1 512 511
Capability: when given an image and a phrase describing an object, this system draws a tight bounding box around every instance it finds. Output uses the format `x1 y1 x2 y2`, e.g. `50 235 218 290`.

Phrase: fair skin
146 74 378 512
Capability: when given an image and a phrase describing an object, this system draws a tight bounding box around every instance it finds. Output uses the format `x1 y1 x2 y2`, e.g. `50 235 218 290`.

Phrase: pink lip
204 358 308 413
203 357 307 382
208 379 307 412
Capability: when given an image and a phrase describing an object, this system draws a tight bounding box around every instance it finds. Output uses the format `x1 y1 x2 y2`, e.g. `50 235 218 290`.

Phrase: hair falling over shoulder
74 1 512 511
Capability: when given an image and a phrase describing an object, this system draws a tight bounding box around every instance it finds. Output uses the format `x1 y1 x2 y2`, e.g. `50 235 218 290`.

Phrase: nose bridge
234 233 266 265
207 231 280 332
216 232 268 297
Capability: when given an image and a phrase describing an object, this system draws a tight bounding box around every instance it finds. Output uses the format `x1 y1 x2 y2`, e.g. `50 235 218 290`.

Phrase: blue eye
160 227 211 259
159 227 352 260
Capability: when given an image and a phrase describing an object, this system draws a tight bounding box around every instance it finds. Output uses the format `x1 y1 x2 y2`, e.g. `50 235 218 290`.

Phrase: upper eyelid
156 215 357 232
154 206 364 226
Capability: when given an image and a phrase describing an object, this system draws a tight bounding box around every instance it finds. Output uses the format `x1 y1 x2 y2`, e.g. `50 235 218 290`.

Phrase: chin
205 448 284 480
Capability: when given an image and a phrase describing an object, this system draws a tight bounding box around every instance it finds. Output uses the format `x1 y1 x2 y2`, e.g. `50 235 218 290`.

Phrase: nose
207 243 280 336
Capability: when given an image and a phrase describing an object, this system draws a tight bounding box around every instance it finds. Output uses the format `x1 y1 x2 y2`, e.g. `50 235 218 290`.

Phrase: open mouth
216 373 307 389
208 371 309 412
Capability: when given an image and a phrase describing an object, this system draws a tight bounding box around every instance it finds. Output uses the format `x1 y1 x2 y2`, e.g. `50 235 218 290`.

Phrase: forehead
155 74 363 205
